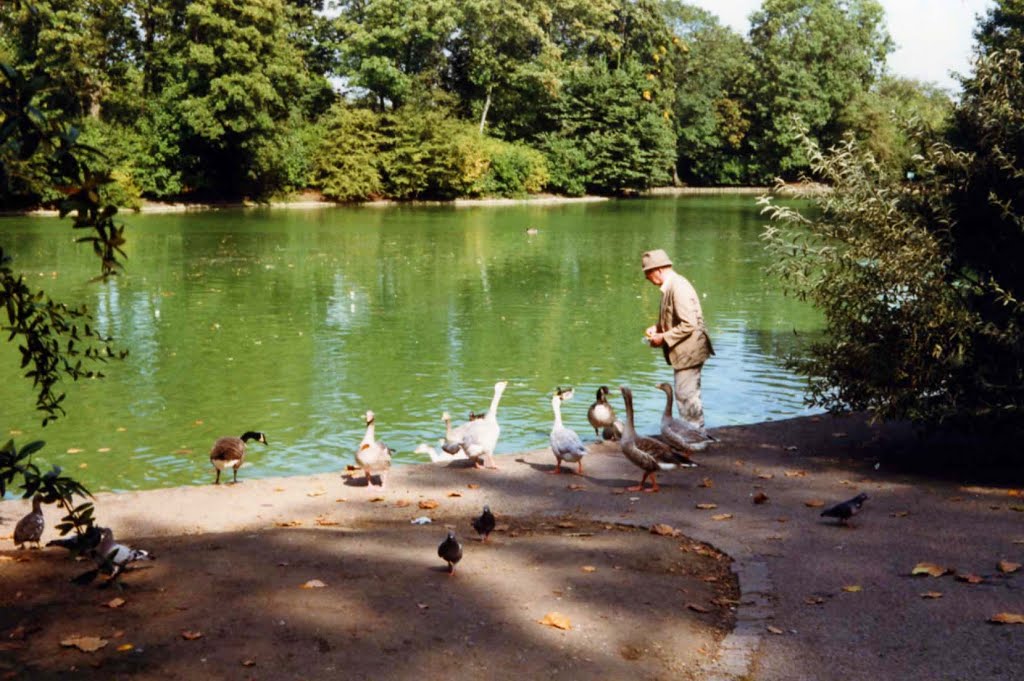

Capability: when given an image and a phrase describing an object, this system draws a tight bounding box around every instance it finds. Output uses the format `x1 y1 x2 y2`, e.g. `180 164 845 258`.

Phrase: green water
1 196 821 492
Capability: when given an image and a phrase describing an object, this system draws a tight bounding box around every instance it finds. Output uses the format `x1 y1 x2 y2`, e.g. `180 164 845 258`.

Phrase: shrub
312 105 383 202
472 140 549 197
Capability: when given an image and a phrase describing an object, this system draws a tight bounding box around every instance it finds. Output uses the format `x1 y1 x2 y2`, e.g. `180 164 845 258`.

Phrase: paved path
2 413 1021 679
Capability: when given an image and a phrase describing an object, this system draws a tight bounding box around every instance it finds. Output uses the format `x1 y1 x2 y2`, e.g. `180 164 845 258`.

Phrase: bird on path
472 505 496 542
210 431 268 484
618 386 696 493
13 494 45 549
549 387 588 474
356 410 393 488
655 382 716 452
438 531 463 575
47 524 103 555
453 381 508 469
74 527 154 586
587 386 618 440
820 493 869 526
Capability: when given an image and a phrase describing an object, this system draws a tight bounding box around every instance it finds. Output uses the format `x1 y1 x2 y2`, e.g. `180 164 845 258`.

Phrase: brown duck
13 494 45 548
618 386 696 492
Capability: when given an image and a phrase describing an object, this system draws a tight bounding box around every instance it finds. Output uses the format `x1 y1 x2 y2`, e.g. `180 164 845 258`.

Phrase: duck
438 530 463 575
549 387 588 474
472 505 496 542
455 380 508 469
587 386 618 440
13 494 45 549
618 386 696 492
655 383 716 452
525 226 539 236
210 431 268 484
356 410 393 488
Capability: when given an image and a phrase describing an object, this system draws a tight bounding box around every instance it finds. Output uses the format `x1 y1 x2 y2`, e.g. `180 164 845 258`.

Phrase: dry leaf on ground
890 511 910 518
105 597 126 609
394 499 411 507
920 592 943 599
180 630 203 641
581 566 597 573
785 470 807 478
711 513 734 521
997 560 1021 574
650 523 679 536
116 643 134 652
752 492 770 505
539 612 572 630
556 521 577 528
989 613 1024 624
698 478 714 488
242 659 256 667
419 500 439 510
307 491 325 497
60 635 108 652
805 596 826 605
686 603 710 613
369 496 386 503
447 492 462 498
567 484 586 491
273 520 302 528
695 503 718 510
911 562 950 578
467 484 480 489
757 473 774 480
957 573 985 584
841 585 862 593
315 517 340 527
301 579 327 589
804 499 825 508
767 625 784 635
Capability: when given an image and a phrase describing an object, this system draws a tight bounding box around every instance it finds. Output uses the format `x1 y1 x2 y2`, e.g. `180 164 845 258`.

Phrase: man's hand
645 326 665 347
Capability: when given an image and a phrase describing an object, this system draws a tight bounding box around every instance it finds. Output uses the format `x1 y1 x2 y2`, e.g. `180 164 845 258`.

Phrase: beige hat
641 249 672 272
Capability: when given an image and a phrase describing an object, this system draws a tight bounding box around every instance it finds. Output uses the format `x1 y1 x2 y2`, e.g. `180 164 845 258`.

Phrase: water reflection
1 197 821 492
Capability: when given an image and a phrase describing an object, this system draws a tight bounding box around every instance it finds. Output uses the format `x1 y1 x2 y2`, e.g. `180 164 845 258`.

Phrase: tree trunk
478 87 492 135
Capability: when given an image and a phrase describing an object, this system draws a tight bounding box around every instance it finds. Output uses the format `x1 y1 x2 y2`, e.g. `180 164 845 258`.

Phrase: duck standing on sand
13 494 45 549
587 386 619 440
454 381 508 469
618 386 696 492
356 410 393 488
210 431 269 484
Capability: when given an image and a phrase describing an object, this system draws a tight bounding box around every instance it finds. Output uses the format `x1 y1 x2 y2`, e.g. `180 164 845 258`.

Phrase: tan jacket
658 271 714 369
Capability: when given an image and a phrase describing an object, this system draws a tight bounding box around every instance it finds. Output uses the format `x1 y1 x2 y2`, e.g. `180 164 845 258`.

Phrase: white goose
549 387 588 474
655 383 716 452
355 410 393 487
457 380 508 469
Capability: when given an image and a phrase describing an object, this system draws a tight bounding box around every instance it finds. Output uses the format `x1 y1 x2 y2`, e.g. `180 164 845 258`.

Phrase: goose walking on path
210 431 268 484
549 387 588 475
618 386 696 492
356 410 393 488
13 494 45 549
656 383 716 453
456 381 508 469
587 386 618 440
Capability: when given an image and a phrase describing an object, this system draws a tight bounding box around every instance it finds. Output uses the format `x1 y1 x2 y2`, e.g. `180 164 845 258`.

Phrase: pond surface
1 196 821 492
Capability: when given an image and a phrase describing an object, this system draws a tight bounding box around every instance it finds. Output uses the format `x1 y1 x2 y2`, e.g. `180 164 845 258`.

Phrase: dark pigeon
438 531 463 575
821 493 868 525
47 525 103 555
472 506 496 542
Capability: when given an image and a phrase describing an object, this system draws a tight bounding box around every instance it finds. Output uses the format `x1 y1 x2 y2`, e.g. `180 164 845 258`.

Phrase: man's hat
641 249 672 272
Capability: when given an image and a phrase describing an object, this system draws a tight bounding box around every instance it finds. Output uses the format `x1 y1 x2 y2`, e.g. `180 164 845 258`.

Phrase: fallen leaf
650 523 678 536
957 573 985 584
841 585 862 593
419 500 439 510
394 499 411 507
466 484 480 490
447 492 462 498
301 579 327 589
0 556 13 563
174 449 193 455
369 496 386 503
890 511 910 518
920 592 943 599
79 463 88 469
686 603 710 613
698 478 714 488
1011 505 1024 512
97 447 111 453
784 470 807 478
581 566 597 573
66 447 84 454
315 517 339 527
417 603 429 610
116 643 134 652
695 503 718 510
711 513 733 521
60 635 107 652
274 487 285 492
804 596 826 605
242 659 256 667
1009 489 1021 497
767 625 784 635
998 560 1021 574
539 612 572 630
911 562 950 578
567 484 586 491
105 597 126 609
180 630 203 641
556 521 576 529
804 499 825 508
752 492 769 505
273 520 302 528
757 473 774 480
307 490 325 497
989 613 1024 624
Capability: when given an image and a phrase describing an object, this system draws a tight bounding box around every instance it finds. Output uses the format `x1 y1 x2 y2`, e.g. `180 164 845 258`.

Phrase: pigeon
438 531 463 575
820 493 869 525
13 494 45 549
46 524 103 555
75 527 154 585
472 505 496 542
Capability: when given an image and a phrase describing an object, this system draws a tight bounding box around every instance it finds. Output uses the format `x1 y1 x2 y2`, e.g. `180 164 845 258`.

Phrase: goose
441 411 470 454
587 386 618 440
414 443 467 463
210 431 268 484
13 494 44 549
549 387 588 474
438 530 463 575
618 386 696 492
456 380 508 469
655 383 716 452
356 410 393 488
472 505 496 542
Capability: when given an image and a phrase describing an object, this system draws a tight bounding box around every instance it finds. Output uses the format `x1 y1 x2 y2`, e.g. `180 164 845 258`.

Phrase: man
641 249 714 429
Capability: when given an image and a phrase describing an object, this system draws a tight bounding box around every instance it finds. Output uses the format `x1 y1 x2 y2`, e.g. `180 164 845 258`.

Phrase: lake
1 195 821 492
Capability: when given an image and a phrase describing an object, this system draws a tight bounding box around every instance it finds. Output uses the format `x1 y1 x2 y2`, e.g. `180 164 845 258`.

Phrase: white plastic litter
410 516 432 525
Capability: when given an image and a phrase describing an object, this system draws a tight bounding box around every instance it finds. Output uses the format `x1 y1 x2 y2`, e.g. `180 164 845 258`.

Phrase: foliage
471 138 550 197
313 104 383 202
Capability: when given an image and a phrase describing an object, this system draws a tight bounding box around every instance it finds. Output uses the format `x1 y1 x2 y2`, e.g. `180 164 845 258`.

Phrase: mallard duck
821 493 869 526
587 386 618 440
618 386 696 492
655 382 716 452
356 410 393 488
438 530 463 575
13 494 44 549
210 431 268 484
455 380 508 469
472 505 496 542
549 387 588 474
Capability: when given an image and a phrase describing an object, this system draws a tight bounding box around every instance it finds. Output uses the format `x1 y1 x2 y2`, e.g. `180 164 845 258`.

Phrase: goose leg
576 460 584 475
232 466 240 484
484 452 498 470
645 473 660 493
548 460 563 474
364 470 374 487
214 469 221 485
627 471 650 492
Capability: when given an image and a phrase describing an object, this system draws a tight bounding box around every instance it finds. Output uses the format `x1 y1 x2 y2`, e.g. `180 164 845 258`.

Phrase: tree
746 0 892 180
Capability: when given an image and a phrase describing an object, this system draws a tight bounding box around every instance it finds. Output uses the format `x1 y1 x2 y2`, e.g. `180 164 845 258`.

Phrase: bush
312 105 383 202
537 134 591 197
377 106 478 200
471 140 549 197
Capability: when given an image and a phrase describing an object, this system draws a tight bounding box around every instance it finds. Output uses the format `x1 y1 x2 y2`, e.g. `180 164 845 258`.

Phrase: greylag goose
821 493 869 526
414 443 466 463
587 386 618 439
472 505 496 542
438 530 463 575
618 386 696 492
655 383 716 452
457 380 508 469
549 387 588 474
210 431 268 484
356 410 393 488
13 494 44 548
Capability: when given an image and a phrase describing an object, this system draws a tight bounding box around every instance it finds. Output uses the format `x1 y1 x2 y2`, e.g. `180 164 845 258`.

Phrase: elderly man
642 249 714 429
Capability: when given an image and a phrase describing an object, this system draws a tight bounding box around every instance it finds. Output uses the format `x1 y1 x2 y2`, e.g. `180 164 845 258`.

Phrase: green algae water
1 196 821 492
